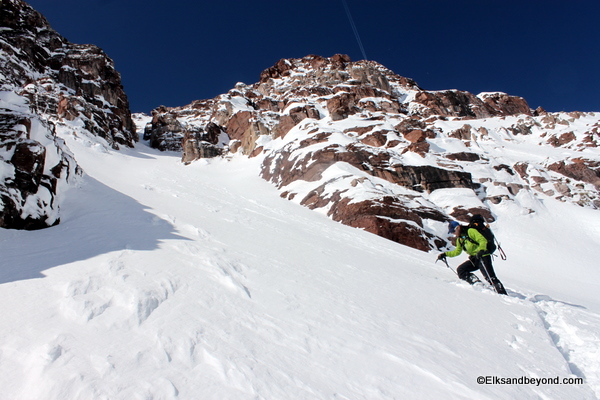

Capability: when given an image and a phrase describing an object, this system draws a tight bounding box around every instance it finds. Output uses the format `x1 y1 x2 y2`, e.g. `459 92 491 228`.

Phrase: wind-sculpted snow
0 128 599 399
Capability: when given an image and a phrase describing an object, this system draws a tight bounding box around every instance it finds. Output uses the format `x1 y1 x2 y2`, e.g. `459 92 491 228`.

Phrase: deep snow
1 127 599 399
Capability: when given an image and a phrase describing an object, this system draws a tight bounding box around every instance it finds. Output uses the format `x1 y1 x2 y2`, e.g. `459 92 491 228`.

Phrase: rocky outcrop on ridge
145 54 600 252
0 0 136 229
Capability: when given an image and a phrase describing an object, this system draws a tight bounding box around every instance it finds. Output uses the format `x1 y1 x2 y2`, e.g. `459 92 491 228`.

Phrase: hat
448 221 460 233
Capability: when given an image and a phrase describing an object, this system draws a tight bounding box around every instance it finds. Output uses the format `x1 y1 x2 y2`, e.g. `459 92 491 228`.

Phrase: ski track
448 276 600 398
528 294 600 395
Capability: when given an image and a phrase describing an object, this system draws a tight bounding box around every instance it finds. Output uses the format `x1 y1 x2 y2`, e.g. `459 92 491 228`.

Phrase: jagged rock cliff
0 0 137 229
145 54 600 251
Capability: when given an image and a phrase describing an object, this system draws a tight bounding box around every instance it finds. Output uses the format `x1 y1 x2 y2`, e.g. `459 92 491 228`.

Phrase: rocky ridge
0 0 137 229
145 54 600 251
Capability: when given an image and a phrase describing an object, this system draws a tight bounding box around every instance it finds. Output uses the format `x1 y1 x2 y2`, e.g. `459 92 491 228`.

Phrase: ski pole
437 257 458 276
471 256 503 294
476 257 493 284
470 257 487 280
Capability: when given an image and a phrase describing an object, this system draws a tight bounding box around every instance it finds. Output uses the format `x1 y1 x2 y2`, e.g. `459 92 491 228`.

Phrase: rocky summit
0 0 136 229
145 54 600 251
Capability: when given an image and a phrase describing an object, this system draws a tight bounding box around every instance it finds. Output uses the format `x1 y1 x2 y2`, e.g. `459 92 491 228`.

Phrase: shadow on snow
0 175 187 284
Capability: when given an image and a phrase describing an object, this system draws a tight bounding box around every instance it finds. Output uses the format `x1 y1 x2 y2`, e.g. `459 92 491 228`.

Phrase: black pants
457 255 498 283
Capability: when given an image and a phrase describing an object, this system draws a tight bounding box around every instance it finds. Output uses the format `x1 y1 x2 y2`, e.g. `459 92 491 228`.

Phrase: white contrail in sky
341 0 368 60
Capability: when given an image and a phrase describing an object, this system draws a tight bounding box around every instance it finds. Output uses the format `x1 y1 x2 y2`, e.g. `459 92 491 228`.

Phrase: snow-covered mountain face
145 54 600 251
0 0 136 229
2 0 600 252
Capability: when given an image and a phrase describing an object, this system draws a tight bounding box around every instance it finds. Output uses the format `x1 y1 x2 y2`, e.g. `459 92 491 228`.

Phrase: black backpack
468 214 497 254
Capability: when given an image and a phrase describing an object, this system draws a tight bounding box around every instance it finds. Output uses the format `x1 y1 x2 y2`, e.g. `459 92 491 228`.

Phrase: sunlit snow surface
1 126 599 399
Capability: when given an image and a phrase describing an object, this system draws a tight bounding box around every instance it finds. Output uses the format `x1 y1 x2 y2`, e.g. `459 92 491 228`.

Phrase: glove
437 253 447 261
476 250 486 258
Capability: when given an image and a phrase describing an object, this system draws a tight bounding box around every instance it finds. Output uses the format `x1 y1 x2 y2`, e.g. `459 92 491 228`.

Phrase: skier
437 220 507 295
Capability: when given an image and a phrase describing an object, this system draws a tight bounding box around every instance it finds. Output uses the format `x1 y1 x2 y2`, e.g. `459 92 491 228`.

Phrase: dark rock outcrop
413 90 531 119
0 111 79 229
548 159 600 190
1 0 137 148
0 0 135 229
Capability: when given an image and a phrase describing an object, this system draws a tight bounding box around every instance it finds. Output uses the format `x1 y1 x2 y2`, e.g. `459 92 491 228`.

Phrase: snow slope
1 128 599 399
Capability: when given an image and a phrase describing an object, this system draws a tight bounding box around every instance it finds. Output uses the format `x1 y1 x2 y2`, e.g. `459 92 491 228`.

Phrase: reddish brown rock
414 90 531 119
360 131 388 147
403 129 427 143
446 152 481 162
226 111 254 140
548 159 600 189
413 90 482 118
327 197 446 252
344 126 376 135
547 131 576 147
402 141 430 157
513 162 529 179
449 207 495 224
449 125 473 141
327 92 357 121
181 124 224 164
259 58 294 82
479 92 532 116
395 116 426 134
278 105 321 137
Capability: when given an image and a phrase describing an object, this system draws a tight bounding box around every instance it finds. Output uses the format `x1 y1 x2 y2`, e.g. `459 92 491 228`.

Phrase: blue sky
26 0 600 114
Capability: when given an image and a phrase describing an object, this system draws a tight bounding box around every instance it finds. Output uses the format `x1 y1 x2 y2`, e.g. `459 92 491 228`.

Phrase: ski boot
465 273 481 285
491 278 507 295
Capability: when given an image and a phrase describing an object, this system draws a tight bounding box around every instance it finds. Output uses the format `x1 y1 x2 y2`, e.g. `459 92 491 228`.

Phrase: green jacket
445 228 488 257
